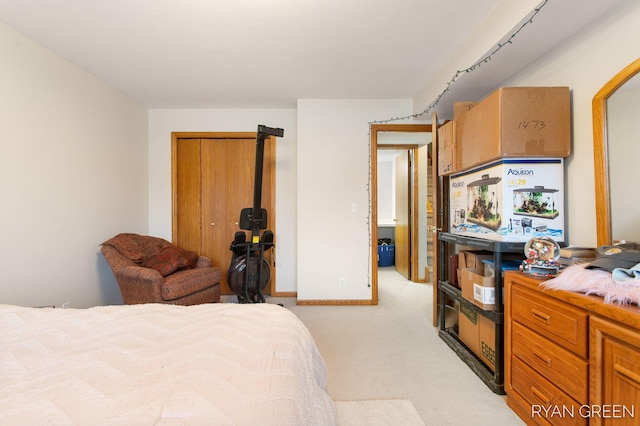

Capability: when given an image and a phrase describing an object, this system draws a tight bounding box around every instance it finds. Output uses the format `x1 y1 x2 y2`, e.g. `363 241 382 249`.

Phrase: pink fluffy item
541 264 640 305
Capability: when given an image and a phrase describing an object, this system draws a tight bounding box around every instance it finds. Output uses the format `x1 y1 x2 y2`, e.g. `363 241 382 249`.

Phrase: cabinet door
590 316 640 426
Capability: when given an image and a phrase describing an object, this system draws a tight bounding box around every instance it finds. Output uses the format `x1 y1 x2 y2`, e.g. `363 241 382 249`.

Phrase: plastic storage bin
378 244 395 266
482 259 521 278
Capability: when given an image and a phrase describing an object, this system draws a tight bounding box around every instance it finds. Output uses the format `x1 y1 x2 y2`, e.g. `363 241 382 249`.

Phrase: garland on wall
370 0 549 125
365 0 549 286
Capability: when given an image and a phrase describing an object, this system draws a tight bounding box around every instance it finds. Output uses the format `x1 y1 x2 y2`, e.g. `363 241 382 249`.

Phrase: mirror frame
592 58 640 246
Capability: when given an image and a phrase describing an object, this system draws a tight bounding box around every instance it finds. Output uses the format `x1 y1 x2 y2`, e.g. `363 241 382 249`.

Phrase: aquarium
449 158 565 242
466 174 502 231
513 186 559 219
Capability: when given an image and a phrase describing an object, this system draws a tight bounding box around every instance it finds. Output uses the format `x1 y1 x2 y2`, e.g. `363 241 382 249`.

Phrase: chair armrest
113 265 164 304
196 256 212 268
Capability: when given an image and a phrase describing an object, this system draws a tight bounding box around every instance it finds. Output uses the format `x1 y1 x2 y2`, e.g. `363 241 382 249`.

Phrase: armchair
101 233 221 305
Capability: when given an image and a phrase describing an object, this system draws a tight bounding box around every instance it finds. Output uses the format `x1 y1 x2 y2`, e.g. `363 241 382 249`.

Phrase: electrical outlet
338 278 346 288
61 301 70 309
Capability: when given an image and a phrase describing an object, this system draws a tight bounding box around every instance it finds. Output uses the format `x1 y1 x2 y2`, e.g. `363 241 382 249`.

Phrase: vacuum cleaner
227 124 284 303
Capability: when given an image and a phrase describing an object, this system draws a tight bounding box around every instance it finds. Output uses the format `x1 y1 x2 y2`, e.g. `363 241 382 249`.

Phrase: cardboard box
460 267 497 310
439 102 478 176
458 250 493 269
458 302 479 354
437 121 456 175
448 254 459 287
453 102 478 120
456 87 571 172
458 302 496 372
449 158 565 242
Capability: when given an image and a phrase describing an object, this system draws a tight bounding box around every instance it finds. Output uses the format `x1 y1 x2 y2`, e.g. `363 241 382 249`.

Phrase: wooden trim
431 112 439 326
271 291 297 298
297 299 376 306
171 133 179 244
412 146 419 281
172 131 257 139
371 124 432 133
592 58 640 246
370 129 379 305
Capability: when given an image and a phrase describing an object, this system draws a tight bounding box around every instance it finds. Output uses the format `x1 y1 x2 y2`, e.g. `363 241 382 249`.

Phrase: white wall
0 21 148 308
147 109 298 292
414 0 540 113
296 99 415 301
497 1 640 247
377 160 395 225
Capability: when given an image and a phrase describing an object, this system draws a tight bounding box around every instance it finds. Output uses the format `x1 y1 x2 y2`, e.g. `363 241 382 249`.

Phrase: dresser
504 270 640 426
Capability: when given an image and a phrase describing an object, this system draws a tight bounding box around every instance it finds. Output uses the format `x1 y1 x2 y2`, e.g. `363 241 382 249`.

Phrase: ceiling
0 0 632 111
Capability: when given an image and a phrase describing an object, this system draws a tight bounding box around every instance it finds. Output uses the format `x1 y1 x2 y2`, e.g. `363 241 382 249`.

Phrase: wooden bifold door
172 133 276 295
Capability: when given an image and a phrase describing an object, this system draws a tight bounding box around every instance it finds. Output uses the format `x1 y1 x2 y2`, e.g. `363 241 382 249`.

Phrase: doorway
370 124 432 304
377 147 414 280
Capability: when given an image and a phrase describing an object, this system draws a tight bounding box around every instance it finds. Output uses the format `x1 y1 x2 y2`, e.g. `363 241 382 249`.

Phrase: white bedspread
0 303 336 425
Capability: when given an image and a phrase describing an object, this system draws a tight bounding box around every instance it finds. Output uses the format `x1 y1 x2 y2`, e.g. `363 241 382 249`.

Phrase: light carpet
265 267 525 425
335 399 425 425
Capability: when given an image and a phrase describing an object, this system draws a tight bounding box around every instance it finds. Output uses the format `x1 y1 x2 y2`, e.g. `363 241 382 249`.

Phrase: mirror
592 58 640 246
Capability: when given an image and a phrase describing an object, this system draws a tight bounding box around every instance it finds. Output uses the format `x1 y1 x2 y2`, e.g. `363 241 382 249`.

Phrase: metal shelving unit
437 232 525 394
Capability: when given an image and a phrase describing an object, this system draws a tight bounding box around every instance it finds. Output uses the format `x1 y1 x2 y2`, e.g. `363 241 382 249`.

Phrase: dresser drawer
512 285 588 358
511 356 587 426
512 322 588 403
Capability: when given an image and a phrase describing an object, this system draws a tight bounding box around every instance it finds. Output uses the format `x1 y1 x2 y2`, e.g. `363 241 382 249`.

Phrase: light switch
351 202 358 212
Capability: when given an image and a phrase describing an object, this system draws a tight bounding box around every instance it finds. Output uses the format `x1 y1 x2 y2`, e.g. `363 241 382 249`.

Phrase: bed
0 302 337 425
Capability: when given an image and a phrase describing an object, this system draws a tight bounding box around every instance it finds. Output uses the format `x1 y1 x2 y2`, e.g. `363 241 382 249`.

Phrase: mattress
0 302 336 425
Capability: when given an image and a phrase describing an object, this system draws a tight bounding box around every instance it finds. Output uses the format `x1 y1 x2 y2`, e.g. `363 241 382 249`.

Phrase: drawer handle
614 363 640 386
533 349 552 367
531 386 551 404
531 308 551 325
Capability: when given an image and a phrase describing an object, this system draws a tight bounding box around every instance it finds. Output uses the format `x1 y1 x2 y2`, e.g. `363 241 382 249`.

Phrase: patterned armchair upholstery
101 233 221 305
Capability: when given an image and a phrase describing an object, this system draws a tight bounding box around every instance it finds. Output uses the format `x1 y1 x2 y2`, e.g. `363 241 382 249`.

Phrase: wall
377 159 395 226
414 0 541 113
0 21 148 308
147 109 298 292
498 1 640 247
296 99 415 301
148 103 416 299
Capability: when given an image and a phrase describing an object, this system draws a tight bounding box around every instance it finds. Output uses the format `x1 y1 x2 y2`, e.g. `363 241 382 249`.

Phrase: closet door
394 150 411 280
173 134 276 295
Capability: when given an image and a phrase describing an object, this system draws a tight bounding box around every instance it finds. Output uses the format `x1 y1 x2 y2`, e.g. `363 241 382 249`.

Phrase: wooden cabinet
590 316 640 426
505 271 640 425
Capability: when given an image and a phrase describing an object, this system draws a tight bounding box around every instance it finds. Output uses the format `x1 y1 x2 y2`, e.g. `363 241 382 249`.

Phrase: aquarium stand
437 232 525 395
